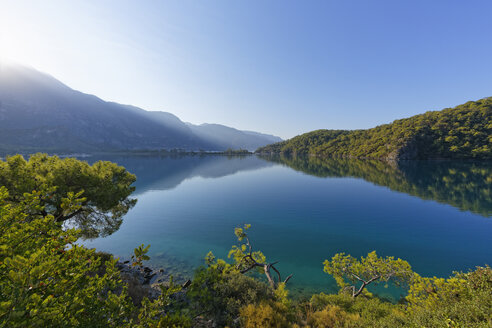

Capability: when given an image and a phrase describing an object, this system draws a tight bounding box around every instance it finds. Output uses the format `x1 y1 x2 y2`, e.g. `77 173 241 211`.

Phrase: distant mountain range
257 98 491 160
0 62 282 154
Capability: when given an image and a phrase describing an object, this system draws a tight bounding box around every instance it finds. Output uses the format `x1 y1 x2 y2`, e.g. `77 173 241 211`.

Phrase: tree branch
270 264 282 283
283 274 293 284
55 208 85 222
352 274 380 297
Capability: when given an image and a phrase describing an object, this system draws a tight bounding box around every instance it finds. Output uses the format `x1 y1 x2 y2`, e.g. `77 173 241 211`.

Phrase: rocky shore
115 261 190 304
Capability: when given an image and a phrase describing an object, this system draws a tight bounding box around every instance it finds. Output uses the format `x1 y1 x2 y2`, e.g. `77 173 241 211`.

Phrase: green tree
0 186 192 327
323 251 413 298
0 187 136 327
0 153 137 238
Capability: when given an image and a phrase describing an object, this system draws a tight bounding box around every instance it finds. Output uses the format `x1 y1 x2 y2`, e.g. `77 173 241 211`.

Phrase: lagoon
82 155 492 299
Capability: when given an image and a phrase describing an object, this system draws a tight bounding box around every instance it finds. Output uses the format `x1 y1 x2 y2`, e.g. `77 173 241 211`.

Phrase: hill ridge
0 62 282 153
256 98 492 160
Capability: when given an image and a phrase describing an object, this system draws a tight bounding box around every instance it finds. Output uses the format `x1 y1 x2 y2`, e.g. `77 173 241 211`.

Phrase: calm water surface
82 155 492 299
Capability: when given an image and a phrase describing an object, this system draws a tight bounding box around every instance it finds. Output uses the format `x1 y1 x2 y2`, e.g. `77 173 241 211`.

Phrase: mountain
257 98 492 160
187 123 282 151
0 62 281 153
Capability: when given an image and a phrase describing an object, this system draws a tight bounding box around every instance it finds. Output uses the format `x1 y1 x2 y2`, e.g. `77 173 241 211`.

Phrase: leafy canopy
323 251 413 297
0 153 137 238
0 185 192 327
0 187 135 327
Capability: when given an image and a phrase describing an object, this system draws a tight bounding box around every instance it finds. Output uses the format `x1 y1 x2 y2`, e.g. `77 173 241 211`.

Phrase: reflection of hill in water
260 155 492 217
90 154 275 195
75 154 273 239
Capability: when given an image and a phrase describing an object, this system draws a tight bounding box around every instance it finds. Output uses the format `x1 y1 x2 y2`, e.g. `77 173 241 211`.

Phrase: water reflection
260 155 492 217
77 155 274 238
79 154 490 239
95 154 275 194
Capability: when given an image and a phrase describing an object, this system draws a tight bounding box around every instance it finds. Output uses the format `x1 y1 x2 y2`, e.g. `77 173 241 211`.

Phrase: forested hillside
257 98 492 160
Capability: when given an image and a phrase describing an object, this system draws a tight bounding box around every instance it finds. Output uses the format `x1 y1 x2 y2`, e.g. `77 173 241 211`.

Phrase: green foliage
257 97 492 160
229 224 267 274
405 267 492 327
306 293 407 327
0 187 135 327
0 155 192 327
229 224 293 289
131 244 151 268
323 251 413 297
0 153 137 238
135 277 191 328
187 252 275 327
239 301 291 328
306 304 360 328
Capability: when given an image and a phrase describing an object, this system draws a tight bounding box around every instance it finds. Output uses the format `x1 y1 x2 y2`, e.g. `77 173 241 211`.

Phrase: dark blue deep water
83 155 492 299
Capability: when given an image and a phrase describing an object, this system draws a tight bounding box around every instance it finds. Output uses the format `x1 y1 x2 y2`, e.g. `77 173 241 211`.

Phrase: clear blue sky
1 0 491 139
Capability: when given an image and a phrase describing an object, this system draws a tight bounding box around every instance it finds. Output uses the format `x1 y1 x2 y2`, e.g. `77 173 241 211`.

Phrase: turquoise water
82 155 492 299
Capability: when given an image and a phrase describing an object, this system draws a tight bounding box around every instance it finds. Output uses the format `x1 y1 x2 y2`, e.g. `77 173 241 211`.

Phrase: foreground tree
0 154 136 238
323 251 413 298
0 187 135 327
228 224 293 289
0 186 191 327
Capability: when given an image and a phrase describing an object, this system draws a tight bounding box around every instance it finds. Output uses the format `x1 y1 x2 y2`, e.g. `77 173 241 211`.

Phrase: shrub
187 263 275 326
240 302 291 328
307 304 359 328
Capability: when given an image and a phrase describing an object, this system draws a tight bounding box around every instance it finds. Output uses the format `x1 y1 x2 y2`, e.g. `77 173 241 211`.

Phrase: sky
1 0 491 139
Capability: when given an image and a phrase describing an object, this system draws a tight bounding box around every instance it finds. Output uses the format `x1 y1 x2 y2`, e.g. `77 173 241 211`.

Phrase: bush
187 263 275 327
406 267 492 327
307 305 359 328
240 302 291 328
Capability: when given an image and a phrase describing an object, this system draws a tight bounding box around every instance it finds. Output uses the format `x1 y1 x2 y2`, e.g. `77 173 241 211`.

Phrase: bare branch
234 227 293 290
350 273 365 283
240 263 258 274
263 265 276 289
270 264 282 283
